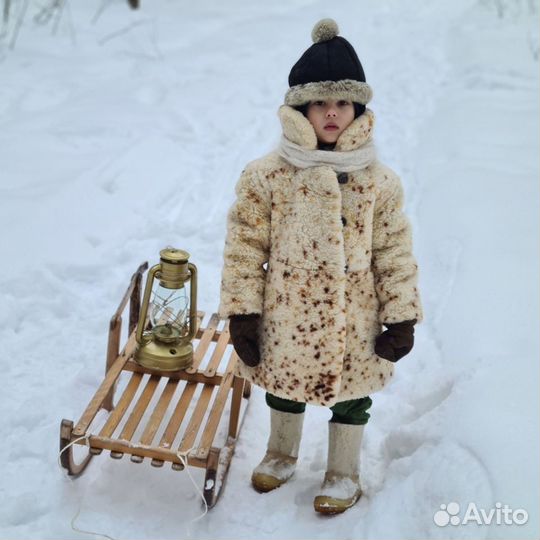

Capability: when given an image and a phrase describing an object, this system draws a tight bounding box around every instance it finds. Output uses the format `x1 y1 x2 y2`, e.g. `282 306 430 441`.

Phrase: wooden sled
59 262 251 508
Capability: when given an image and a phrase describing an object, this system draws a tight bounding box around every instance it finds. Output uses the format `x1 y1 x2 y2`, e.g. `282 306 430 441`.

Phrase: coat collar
278 105 375 152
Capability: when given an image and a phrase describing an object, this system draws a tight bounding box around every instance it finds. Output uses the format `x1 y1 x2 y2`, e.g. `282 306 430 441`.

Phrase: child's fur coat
219 106 422 406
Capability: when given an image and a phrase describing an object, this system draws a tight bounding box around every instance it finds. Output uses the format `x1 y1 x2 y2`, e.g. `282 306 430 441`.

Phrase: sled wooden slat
118 375 160 442
197 350 241 455
185 313 221 374
195 371 235 460
60 262 251 508
99 372 143 438
123 360 225 386
203 320 232 377
223 347 238 375
87 434 203 468
176 384 215 455
157 381 198 451
138 378 179 447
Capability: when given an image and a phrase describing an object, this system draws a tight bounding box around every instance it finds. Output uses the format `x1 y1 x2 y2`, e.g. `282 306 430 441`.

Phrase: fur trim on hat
285 79 373 107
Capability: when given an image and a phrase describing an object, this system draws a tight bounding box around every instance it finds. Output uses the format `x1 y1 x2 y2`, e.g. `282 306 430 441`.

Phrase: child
218 18 422 514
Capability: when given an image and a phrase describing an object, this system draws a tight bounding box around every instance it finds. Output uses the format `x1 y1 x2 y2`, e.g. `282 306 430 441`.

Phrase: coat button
337 172 349 184
345 264 349 273
341 216 347 226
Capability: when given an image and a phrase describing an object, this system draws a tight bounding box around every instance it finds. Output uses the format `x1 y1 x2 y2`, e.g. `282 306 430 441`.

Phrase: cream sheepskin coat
219 106 423 406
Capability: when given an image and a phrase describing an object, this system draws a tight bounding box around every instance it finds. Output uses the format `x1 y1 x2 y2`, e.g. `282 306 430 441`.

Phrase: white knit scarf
278 136 376 172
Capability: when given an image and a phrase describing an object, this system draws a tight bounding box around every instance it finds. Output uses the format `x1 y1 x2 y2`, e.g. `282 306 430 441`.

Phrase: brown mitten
229 314 261 367
375 320 417 362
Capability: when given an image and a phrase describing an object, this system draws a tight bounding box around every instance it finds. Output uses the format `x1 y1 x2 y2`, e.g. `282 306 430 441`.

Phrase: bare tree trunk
9 0 29 49
3 0 11 25
494 0 505 18
52 0 66 35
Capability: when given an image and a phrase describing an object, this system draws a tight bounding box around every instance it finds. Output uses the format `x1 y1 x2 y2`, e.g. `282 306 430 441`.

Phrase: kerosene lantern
134 248 198 371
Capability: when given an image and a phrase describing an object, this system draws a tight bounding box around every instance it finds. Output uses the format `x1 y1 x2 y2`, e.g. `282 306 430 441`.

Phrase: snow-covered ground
0 1 538 539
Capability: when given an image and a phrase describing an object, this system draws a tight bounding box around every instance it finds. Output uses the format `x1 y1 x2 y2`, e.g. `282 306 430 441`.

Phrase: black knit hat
285 19 372 107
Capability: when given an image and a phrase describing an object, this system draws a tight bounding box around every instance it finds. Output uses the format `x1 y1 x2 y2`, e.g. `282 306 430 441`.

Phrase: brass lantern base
134 339 194 371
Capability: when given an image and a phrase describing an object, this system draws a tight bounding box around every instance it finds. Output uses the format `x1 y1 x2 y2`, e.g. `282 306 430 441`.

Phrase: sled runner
59 262 251 508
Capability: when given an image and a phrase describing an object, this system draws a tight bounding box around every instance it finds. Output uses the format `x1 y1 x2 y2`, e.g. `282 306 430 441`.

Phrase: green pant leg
329 396 373 425
266 392 306 414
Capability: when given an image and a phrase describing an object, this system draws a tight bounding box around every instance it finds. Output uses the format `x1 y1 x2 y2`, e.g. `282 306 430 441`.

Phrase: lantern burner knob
153 324 182 344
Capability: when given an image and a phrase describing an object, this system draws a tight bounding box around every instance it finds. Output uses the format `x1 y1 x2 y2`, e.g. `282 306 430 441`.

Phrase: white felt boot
314 422 364 514
251 409 304 492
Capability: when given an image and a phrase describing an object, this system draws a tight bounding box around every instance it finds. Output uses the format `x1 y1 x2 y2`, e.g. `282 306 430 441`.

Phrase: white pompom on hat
311 18 339 43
